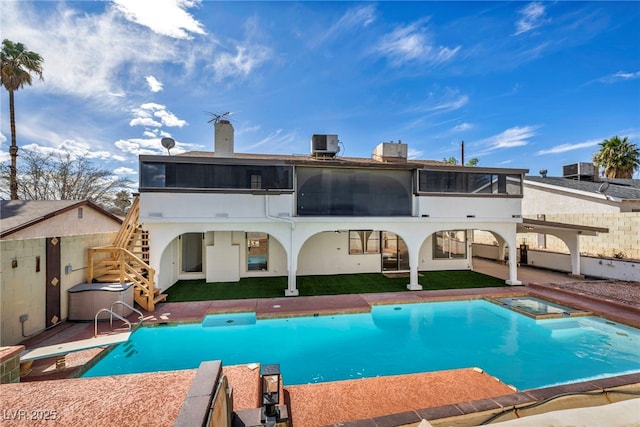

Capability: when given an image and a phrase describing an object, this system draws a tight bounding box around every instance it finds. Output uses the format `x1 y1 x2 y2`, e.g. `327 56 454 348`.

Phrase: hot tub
68 282 134 321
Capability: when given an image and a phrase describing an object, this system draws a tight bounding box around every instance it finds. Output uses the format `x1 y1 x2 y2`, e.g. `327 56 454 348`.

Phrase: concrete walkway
472 256 583 285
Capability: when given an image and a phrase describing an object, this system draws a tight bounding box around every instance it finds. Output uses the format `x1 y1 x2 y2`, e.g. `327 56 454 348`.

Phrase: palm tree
1 39 44 199
592 136 639 179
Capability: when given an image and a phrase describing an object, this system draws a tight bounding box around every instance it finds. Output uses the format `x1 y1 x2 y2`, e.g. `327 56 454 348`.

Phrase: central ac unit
310 134 339 157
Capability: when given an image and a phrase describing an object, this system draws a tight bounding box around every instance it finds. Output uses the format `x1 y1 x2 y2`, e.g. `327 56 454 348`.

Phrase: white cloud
130 103 187 128
113 0 206 39
452 123 472 132
114 137 201 156
407 148 423 160
241 129 297 153
514 2 548 35
145 75 164 92
213 45 272 82
599 70 640 84
313 5 376 46
113 167 137 175
21 140 125 162
0 2 181 100
377 21 460 66
536 139 600 155
130 117 163 128
406 89 469 115
476 126 539 154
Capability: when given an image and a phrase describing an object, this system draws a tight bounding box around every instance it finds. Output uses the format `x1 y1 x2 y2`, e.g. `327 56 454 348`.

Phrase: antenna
207 111 234 124
161 137 175 155
539 169 548 178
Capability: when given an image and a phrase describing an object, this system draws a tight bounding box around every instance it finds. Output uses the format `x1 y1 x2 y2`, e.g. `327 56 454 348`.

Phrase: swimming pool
82 300 640 390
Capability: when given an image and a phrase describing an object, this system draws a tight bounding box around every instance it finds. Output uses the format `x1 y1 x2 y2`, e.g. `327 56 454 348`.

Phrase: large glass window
418 170 522 195
139 159 293 191
181 233 203 272
246 232 268 271
349 231 380 254
433 230 466 259
297 167 412 216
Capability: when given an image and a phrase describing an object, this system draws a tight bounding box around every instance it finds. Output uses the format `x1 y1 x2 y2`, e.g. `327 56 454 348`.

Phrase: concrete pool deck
2 261 639 426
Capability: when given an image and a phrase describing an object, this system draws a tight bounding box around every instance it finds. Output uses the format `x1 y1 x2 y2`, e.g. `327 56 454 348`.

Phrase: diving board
20 332 131 363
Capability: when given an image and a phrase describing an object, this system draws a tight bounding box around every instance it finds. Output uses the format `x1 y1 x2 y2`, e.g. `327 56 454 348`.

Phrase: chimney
214 120 234 157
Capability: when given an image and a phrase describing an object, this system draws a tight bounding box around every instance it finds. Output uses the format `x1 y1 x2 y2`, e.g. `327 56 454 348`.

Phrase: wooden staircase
87 196 167 312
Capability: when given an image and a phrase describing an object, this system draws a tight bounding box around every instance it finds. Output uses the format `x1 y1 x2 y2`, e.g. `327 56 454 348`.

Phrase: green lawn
165 270 506 302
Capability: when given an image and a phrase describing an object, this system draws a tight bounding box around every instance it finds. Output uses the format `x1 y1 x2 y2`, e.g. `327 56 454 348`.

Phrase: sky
1 0 640 192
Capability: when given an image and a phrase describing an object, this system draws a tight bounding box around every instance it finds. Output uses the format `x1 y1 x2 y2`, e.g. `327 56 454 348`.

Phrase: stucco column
285 231 299 296
496 235 507 263
556 231 582 278
506 243 522 286
406 238 422 291
570 238 581 277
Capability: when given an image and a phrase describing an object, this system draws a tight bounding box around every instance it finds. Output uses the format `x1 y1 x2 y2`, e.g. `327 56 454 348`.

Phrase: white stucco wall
142 191 523 290
0 232 116 346
297 232 382 276
416 196 522 219
141 192 294 219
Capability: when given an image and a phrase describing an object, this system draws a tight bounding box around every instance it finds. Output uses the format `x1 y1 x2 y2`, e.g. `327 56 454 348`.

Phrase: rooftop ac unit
310 134 339 157
373 141 408 163
562 162 597 181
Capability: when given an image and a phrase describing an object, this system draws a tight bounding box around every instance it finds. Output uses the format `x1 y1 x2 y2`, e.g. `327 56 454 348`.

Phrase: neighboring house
0 200 122 346
139 121 530 296
522 164 640 260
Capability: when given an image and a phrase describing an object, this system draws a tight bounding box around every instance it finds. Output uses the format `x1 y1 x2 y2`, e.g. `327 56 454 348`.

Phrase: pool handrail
110 300 144 326
94 308 132 338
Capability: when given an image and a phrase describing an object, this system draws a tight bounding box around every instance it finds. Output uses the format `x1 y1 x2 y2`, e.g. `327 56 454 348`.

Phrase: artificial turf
165 270 507 302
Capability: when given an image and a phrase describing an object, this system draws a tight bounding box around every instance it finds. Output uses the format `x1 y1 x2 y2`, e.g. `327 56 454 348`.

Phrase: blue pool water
82 300 640 390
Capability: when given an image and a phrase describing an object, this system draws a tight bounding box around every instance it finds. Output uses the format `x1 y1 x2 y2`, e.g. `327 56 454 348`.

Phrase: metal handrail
110 300 144 324
94 308 132 338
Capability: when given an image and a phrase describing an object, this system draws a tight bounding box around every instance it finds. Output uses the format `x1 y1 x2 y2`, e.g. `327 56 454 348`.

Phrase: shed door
46 237 62 327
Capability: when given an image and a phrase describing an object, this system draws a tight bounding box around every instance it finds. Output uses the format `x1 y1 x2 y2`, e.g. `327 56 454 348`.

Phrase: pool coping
483 295 593 319
323 372 640 427
14 283 640 426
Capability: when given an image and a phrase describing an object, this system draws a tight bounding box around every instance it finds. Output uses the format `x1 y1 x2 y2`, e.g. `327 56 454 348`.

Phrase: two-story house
138 121 528 296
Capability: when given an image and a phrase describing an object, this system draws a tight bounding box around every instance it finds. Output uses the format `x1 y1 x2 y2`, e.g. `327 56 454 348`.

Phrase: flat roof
140 151 530 174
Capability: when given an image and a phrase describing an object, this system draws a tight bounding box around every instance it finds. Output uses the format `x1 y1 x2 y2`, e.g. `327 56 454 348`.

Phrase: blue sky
1 1 639 190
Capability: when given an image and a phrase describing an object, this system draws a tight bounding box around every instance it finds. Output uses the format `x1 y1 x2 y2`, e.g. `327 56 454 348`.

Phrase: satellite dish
598 181 610 194
161 137 175 155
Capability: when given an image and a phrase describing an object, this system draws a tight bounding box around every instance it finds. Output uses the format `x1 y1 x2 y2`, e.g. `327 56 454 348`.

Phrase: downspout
265 195 298 296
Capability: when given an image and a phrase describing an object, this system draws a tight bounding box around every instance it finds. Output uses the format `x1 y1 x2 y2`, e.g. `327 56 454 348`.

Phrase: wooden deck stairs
87 196 167 312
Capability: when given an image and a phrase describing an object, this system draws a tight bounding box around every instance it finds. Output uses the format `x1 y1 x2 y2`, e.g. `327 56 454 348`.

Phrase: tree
112 190 132 216
0 150 132 210
1 39 44 200
442 156 480 166
592 136 639 179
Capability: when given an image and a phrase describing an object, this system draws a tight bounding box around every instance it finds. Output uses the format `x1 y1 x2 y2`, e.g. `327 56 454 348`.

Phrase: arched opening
296 230 410 276
159 230 288 286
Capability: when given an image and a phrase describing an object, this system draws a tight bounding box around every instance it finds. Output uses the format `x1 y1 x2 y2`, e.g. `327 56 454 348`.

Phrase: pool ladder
94 301 145 338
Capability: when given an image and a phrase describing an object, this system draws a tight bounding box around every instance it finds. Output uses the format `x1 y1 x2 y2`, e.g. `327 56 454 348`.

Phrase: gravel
546 281 640 306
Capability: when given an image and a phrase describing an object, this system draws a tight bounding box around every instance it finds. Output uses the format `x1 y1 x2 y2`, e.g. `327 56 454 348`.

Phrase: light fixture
261 364 281 423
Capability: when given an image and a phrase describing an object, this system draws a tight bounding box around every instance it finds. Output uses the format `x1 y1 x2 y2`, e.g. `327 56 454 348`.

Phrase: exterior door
46 237 62 327
381 232 409 271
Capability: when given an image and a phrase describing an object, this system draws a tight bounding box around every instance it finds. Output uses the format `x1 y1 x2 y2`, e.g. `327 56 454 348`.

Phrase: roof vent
310 134 339 158
372 141 408 163
562 162 598 181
